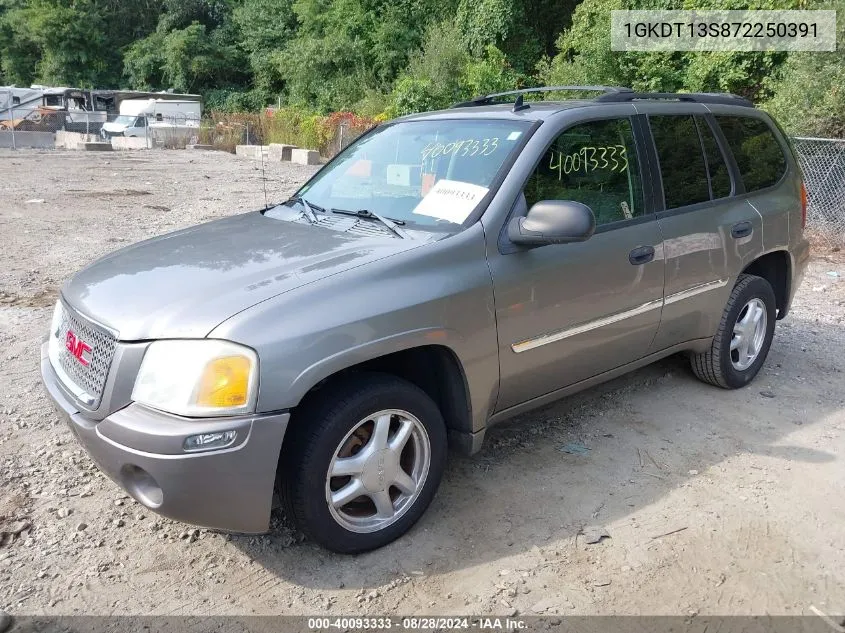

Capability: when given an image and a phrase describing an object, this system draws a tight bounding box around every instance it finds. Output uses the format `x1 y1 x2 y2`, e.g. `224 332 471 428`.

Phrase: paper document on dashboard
412 179 489 224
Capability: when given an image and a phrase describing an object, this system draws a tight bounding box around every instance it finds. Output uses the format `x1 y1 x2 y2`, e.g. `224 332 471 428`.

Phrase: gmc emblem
65 330 92 366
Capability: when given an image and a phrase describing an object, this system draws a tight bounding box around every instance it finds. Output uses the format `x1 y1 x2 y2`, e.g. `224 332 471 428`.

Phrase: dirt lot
1 148 844 619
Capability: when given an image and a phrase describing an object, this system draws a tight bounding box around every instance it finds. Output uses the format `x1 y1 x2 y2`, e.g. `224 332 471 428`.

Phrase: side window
650 115 709 209
716 116 787 192
696 116 731 199
524 118 645 227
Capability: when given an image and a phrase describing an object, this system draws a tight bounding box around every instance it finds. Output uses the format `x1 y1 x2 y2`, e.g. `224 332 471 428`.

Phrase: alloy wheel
325 409 431 533
730 297 768 371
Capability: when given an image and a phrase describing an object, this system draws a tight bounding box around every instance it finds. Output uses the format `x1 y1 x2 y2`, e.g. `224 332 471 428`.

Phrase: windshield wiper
286 195 323 224
331 208 410 239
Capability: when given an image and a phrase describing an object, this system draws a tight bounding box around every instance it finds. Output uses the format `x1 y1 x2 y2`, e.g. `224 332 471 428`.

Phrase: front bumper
40 343 289 534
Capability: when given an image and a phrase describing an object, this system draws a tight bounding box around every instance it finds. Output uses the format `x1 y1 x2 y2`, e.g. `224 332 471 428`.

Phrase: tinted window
524 118 644 227
696 116 731 199
716 116 786 191
650 115 709 209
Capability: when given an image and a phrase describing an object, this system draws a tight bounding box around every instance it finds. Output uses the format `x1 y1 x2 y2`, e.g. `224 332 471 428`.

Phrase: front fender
287 326 466 404
209 223 500 438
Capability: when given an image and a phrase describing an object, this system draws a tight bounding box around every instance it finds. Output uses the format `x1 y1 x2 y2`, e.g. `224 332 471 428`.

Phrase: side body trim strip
511 299 663 354
511 278 729 354
664 278 729 305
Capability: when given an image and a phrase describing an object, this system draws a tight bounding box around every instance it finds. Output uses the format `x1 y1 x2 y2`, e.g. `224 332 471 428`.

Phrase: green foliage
389 21 469 115
542 0 798 102
123 0 249 95
765 0 845 136
456 0 578 73
0 0 161 87
270 0 449 111
0 0 842 140
232 0 295 95
387 21 522 116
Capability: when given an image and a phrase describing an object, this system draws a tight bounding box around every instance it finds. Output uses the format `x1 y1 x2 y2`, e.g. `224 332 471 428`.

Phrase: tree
274 0 452 111
765 0 845 136
389 21 522 116
232 0 296 95
455 0 578 75
124 0 247 94
0 0 161 88
540 0 799 103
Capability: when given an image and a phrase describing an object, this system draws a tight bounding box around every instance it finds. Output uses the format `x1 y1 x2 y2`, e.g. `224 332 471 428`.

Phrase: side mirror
508 200 596 246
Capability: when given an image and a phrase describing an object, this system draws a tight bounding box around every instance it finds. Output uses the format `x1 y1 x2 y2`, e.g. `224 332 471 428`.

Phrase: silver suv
41 86 810 553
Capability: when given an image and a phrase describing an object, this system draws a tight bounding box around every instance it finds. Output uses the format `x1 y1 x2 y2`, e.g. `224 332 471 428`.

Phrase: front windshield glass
114 115 136 126
296 119 531 228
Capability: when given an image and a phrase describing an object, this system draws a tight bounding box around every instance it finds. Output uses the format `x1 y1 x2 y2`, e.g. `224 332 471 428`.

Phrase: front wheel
279 372 447 553
690 273 777 389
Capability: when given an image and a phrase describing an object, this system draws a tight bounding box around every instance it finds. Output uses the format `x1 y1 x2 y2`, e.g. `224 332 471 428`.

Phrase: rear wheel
279 372 447 553
690 274 776 389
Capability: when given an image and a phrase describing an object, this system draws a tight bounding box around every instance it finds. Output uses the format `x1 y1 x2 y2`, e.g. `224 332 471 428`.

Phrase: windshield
114 115 138 126
296 119 531 228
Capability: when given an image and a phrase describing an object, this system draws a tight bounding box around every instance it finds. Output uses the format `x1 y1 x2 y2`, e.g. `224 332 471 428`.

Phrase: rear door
488 114 665 412
641 110 763 350
714 114 792 253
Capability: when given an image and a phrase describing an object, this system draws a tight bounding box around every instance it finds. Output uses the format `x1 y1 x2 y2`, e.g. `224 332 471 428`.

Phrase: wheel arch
741 250 791 319
287 339 474 451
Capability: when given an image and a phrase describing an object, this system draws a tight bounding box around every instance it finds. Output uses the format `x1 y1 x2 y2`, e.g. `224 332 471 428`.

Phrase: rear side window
716 116 787 192
649 115 710 209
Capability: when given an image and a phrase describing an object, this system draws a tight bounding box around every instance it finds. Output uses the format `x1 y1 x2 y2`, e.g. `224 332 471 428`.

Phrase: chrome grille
49 301 117 408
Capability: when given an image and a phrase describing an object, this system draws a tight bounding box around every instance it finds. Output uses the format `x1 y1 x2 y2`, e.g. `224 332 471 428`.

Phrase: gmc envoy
41 86 810 553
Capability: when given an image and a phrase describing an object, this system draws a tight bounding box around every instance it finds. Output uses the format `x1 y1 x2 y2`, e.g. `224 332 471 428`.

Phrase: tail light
800 182 808 230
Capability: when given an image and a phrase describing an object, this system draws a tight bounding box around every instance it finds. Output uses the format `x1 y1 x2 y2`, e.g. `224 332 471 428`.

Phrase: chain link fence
792 137 845 248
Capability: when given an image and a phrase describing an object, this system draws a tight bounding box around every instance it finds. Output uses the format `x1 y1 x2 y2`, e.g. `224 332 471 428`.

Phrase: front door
488 116 665 412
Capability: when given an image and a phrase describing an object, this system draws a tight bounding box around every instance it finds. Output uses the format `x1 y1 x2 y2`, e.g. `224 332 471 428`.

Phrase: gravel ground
1 148 844 619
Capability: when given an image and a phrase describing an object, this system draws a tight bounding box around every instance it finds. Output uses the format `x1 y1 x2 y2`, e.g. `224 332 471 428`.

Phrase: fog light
183 430 237 452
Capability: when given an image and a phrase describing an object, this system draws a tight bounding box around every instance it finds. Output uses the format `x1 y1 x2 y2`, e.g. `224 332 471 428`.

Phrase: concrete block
81 142 113 152
111 137 150 150
55 130 97 149
291 148 321 165
187 144 214 151
268 143 298 161
235 144 268 160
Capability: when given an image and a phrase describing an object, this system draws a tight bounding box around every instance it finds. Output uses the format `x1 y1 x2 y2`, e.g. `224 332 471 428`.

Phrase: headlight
131 340 258 417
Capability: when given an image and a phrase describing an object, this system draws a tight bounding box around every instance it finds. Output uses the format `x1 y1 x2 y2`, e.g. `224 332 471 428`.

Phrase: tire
279 372 448 554
690 273 777 389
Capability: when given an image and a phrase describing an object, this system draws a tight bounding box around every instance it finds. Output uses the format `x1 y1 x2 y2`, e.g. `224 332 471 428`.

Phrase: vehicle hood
62 211 423 340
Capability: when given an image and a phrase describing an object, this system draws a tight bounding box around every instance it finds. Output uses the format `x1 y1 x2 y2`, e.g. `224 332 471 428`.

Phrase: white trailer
100 99 202 139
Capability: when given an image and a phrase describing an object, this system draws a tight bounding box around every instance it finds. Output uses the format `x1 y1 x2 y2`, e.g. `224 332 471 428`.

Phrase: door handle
629 245 655 265
731 221 753 239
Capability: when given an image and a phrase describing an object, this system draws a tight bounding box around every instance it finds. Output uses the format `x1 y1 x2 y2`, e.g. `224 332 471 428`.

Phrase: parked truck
99 98 202 139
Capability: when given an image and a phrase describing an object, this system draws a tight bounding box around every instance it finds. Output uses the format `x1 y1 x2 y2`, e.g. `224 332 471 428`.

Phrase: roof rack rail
595 91 754 108
451 85 633 108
